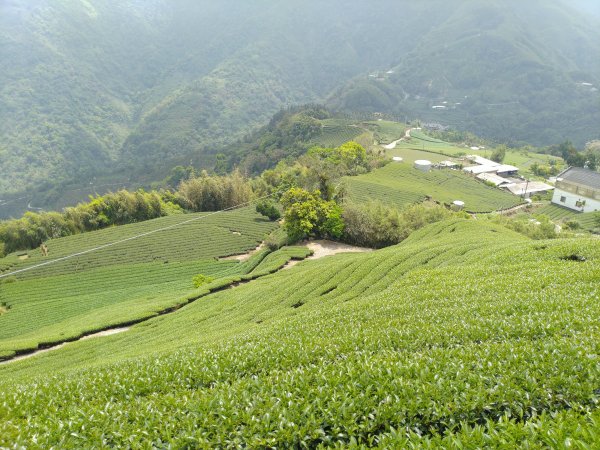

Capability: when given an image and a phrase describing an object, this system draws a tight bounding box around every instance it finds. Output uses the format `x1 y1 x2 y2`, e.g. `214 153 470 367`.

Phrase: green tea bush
192 274 215 288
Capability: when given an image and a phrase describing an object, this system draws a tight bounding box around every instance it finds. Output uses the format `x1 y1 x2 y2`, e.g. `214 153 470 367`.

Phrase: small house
551 167 600 212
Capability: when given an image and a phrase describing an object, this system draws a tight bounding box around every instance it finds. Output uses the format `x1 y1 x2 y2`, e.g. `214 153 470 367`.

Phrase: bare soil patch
305 240 372 258
2 344 67 364
283 240 372 270
0 327 130 365
80 327 130 341
220 242 266 262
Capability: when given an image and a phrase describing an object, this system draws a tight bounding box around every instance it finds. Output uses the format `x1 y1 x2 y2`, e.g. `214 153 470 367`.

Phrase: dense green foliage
488 213 557 240
2 0 598 207
0 1 419 196
0 190 179 254
176 170 253 212
281 188 344 241
540 141 599 170
0 220 598 447
192 274 215 288
341 201 456 248
255 139 386 203
490 145 507 163
255 200 281 221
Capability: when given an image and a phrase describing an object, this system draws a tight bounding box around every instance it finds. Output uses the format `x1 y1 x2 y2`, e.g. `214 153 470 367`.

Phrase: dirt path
283 240 372 270
220 242 266 262
382 127 418 150
0 327 130 365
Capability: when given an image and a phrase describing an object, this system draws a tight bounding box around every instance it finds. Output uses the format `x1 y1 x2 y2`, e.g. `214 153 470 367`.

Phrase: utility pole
521 179 529 200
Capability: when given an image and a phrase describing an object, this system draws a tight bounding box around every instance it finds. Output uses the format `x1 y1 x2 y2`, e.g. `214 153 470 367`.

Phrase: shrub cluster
0 190 179 254
281 188 344 242
177 170 253 212
255 200 281 221
341 201 455 248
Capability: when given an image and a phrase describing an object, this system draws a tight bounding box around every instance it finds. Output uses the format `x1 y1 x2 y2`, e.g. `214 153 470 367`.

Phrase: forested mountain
328 0 600 147
1 0 599 201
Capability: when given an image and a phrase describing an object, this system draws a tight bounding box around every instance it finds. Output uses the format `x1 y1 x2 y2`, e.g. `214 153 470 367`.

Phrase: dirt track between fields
283 240 372 270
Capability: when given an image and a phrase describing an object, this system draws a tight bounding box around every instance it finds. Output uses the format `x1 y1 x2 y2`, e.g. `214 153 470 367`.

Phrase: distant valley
1 0 599 214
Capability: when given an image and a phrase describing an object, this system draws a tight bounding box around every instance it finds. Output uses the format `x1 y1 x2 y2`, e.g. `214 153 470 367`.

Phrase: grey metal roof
557 167 600 190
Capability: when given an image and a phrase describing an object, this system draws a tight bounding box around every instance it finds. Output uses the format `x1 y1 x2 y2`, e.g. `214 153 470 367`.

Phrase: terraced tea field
345 162 522 212
0 207 277 279
1 220 599 447
312 119 365 148
390 129 468 155
0 207 284 358
537 203 599 231
368 120 407 144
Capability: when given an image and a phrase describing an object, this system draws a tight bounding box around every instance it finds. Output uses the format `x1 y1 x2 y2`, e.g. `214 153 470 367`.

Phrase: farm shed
467 155 498 166
464 164 519 176
551 167 600 212
477 173 512 187
494 165 519 176
506 181 554 198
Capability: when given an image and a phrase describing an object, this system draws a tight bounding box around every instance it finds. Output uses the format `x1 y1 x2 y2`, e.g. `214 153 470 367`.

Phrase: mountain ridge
1 0 599 196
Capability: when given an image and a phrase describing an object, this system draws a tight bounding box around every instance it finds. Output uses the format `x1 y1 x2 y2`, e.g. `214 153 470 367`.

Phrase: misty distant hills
329 0 600 147
1 0 599 195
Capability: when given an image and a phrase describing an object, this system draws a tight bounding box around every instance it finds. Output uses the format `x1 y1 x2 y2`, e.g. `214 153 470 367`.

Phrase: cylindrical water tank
414 160 432 172
452 200 465 211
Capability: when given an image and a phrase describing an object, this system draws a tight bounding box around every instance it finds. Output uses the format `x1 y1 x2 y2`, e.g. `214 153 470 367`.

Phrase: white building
506 181 554 198
551 167 600 212
464 163 519 176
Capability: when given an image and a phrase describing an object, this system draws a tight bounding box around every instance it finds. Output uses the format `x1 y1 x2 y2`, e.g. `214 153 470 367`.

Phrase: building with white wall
551 167 600 212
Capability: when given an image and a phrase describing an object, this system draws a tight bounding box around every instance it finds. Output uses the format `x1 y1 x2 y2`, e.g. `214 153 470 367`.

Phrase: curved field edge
345 163 523 213
0 220 599 447
0 245 311 360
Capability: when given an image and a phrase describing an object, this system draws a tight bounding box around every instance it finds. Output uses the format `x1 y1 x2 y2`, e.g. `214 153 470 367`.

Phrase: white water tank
414 160 432 172
392 156 403 162
452 200 465 211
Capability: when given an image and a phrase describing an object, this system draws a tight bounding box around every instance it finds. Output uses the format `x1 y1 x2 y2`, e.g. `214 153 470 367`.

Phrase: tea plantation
537 203 600 231
0 207 287 358
345 163 522 212
1 219 599 447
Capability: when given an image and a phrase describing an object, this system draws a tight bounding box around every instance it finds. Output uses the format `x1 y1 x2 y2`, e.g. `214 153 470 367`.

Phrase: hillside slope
1 220 599 447
2 0 599 198
329 0 600 147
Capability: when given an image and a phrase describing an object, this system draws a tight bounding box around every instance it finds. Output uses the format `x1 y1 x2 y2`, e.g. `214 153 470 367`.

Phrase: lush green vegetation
281 188 344 241
3 0 599 212
0 1 425 198
0 220 598 447
0 207 282 358
329 2 600 148
344 163 522 213
0 190 181 255
341 201 458 248
0 170 262 255
537 203 600 232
